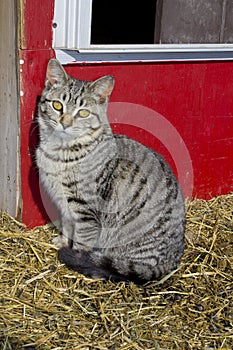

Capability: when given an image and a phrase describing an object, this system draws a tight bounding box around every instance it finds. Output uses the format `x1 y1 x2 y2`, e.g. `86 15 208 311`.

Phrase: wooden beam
0 0 20 217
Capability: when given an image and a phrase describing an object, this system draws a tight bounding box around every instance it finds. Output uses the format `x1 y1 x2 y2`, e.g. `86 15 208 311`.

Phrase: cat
36 58 185 283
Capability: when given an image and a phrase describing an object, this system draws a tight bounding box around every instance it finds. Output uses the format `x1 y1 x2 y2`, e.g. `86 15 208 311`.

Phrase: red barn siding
19 0 54 50
19 1 233 227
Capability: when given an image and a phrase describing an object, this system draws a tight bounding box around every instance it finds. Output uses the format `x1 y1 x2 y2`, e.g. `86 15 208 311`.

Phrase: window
53 0 233 63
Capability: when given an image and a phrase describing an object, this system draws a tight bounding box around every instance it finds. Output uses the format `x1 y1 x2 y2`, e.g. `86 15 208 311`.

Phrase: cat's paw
52 235 69 248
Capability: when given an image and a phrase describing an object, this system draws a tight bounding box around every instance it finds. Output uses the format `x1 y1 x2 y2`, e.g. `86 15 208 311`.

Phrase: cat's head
38 59 114 143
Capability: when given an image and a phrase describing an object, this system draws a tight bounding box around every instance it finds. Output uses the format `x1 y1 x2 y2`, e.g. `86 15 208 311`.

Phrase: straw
0 193 232 349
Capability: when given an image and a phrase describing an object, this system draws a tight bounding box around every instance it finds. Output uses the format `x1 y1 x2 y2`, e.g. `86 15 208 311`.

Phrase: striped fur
36 59 185 283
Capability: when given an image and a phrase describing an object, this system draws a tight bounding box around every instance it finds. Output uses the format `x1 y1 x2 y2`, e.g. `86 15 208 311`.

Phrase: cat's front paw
52 235 69 248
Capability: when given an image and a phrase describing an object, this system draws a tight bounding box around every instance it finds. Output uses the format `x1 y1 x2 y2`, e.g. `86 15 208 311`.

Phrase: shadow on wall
28 97 59 225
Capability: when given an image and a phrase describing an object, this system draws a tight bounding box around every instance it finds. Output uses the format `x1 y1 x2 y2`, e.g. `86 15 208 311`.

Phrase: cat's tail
58 247 135 283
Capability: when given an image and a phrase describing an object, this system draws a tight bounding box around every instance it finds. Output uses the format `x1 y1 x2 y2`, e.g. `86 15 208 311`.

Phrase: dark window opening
91 0 157 45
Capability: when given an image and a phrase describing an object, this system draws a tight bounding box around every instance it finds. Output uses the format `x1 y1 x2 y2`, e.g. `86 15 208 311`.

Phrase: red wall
19 1 233 227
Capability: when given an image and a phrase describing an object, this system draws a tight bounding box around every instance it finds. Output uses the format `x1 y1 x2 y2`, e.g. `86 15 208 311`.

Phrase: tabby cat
36 59 185 283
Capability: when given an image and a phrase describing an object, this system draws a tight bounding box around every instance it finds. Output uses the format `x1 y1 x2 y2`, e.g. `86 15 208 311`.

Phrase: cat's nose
60 114 73 129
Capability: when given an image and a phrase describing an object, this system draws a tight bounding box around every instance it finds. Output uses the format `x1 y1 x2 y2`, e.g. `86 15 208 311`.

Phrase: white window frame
53 0 233 64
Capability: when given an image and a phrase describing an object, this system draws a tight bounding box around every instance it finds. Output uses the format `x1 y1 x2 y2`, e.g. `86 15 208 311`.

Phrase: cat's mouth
53 123 88 140
52 123 74 138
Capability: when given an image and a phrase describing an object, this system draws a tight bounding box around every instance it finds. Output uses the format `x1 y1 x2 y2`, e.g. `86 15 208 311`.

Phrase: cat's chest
38 141 111 181
37 144 75 173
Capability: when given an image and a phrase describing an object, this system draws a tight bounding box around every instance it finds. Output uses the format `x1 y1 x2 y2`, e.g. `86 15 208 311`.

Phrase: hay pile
0 194 232 350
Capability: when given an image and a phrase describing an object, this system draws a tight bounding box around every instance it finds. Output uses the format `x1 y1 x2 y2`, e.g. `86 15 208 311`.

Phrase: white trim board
55 49 233 65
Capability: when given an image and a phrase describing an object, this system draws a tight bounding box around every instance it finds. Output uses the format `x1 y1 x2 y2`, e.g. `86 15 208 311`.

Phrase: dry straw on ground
0 194 232 350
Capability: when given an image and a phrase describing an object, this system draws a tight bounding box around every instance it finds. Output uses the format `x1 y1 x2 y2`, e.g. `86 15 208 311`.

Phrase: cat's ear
90 76 114 104
46 59 68 86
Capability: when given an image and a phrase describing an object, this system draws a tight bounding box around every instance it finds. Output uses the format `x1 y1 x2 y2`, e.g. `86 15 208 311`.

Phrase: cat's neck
38 124 113 162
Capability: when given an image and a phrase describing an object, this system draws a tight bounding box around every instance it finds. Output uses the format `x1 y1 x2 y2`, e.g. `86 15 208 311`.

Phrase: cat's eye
78 109 90 118
52 100 63 111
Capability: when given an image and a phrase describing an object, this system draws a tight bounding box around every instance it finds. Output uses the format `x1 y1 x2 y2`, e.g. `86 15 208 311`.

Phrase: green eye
78 109 90 118
52 100 63 111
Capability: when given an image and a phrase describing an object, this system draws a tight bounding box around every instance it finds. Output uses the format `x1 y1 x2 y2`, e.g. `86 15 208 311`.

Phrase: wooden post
0 0 20 218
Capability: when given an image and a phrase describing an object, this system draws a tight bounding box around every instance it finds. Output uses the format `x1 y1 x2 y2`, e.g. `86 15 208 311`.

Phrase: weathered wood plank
223 0 233 43
159 0 233 44
0 0 20 217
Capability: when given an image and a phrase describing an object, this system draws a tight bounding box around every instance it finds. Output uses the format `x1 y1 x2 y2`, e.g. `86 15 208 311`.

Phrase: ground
0 194 232 349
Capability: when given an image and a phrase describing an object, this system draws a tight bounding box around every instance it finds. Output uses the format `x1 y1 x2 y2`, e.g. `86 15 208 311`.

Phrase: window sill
54 46 233 65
